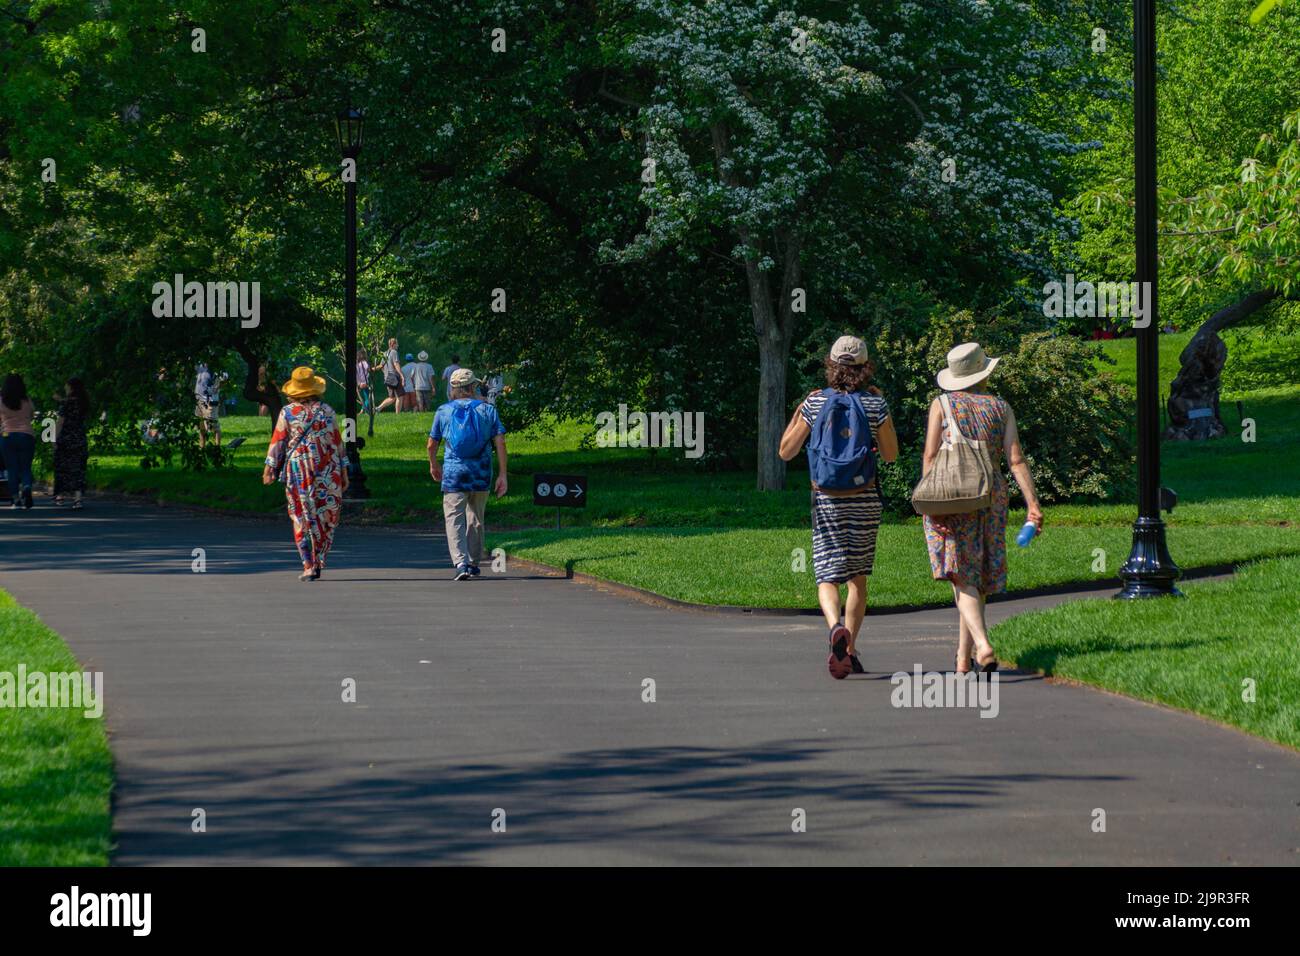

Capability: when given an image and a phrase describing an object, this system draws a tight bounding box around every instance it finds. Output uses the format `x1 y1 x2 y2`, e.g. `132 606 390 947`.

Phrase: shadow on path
115 739 1126 865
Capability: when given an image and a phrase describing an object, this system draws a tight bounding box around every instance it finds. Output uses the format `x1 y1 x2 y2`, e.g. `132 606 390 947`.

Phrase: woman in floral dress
263 367 348 580
921 343 1042 674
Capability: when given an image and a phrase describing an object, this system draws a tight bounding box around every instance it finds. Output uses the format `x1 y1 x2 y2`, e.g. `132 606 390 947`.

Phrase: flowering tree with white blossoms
604 0 1124 489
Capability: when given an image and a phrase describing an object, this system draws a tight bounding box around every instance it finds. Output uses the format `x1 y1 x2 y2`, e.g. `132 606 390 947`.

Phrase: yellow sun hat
281 366 327 400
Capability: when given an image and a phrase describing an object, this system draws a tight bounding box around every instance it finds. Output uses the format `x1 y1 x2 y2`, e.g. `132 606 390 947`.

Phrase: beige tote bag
911 393 994 516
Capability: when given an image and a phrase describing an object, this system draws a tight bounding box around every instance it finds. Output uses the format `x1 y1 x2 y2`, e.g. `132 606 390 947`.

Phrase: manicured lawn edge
0 590 114 866
495 524 1300 610
506 552 1244 615
989 557 1300 751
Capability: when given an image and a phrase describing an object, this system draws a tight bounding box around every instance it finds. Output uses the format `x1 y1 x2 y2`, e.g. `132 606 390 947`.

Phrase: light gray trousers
443 491 488 568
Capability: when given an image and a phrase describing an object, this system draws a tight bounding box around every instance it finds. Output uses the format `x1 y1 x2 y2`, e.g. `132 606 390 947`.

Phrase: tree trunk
753 287 790 490
1164 290 1276 441
712 122 802 491
235 343 283 429
738 227 804 490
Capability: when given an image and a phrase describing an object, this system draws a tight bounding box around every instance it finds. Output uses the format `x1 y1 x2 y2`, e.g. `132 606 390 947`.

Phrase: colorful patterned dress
264 401 345 570
923 391 1010 594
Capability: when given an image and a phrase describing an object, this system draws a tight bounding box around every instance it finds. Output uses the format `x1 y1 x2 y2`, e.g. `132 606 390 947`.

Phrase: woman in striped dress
921 343 1042 674
780 335 898 679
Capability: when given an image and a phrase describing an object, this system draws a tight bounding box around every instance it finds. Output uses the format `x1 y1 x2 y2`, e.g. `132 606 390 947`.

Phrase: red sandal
827 625 853 680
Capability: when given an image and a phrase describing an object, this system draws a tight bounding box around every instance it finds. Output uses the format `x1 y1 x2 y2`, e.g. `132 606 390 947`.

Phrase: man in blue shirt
428 368 508 579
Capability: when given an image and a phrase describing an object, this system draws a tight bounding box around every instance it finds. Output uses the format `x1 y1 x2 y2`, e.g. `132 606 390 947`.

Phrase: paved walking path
1 499 1296 865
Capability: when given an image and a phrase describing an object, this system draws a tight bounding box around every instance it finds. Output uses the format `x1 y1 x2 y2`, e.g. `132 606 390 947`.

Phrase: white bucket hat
417 350 429 362
936 342 1000 391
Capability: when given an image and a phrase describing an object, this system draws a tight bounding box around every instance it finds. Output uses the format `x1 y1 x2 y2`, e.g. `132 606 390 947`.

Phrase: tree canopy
6 0 1288 491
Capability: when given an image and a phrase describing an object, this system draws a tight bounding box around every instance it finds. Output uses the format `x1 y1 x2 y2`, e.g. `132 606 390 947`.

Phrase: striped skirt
811 490 883 584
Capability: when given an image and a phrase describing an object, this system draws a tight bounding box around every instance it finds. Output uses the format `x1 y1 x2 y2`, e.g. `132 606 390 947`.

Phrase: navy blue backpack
808 388 876 491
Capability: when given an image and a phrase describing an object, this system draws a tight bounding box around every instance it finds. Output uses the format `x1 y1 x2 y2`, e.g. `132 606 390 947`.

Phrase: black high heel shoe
976 655 999 680
954 654 975 674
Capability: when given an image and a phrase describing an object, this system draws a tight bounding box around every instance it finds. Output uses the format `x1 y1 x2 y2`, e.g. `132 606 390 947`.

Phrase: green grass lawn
990 556 1300 750
85 385 1298 530
1094 331 1193 394
0 590 113 865
493 524 1300 609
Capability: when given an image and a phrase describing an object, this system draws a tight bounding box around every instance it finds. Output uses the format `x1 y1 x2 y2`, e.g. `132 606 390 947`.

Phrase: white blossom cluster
602 0 1123 291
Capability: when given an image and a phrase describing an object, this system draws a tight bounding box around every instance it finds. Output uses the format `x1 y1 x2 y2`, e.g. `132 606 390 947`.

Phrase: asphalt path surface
2 499 1296 865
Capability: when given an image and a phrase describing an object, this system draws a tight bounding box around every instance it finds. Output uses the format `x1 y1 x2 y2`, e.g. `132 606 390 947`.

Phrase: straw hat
936 342 1000 391
281 366 327 400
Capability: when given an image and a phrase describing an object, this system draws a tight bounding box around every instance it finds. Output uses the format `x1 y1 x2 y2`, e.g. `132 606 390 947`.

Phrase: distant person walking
194 362 222 449
356 348 373 413
428 368 508 580
374 338 405 414
263 367 348 581
356 348 376 437
400 353 418 411
1 373 36 510
779 336 898 679
52 377 90 509
411 351 435 410
441 355 461 400
920 343 1042 675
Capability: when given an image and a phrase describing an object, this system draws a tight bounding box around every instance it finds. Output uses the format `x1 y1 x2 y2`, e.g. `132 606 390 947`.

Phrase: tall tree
604 0 1125 489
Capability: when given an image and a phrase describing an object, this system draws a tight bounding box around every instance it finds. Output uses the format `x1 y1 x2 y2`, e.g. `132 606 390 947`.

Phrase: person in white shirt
411 351 436 410
400 354 418 411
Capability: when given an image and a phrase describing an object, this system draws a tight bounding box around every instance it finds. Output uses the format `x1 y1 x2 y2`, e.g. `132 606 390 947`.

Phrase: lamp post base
1116 516 1182 598
344 445 370 500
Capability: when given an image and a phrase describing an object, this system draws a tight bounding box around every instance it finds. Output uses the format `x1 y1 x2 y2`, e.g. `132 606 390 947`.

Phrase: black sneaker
469 565 481 577
849 654 866 675
454 566 472 581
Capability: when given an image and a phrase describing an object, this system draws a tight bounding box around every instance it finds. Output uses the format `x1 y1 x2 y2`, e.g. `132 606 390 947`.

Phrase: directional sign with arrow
533 473 587 508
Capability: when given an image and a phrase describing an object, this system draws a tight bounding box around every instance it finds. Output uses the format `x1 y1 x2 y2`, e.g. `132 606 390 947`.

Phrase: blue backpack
446 400 490 458
808 389 876 491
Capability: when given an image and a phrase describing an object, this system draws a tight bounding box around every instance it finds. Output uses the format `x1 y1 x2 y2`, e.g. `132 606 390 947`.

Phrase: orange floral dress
922 391 1010 594
264 401 345 570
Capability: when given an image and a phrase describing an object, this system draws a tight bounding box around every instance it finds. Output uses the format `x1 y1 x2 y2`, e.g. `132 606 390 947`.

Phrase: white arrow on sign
572 484 583 497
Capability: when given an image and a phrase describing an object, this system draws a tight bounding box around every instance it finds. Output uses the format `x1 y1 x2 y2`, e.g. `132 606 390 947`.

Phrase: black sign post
533 473 587 530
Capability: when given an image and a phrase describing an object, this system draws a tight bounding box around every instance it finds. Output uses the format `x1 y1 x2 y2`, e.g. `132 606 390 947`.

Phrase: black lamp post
336 106 369 499
1117 0 1179 598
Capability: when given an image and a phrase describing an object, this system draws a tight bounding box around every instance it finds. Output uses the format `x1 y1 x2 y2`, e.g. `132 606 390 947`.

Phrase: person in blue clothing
428 367 509 580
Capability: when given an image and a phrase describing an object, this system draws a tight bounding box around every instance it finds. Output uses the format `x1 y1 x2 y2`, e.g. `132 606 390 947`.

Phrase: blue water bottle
1016 521 1037 548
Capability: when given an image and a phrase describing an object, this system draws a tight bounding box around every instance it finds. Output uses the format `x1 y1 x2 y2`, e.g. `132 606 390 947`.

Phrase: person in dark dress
53 377 90 508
